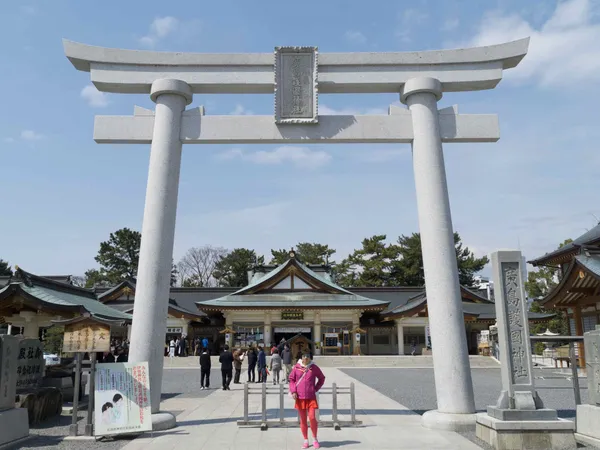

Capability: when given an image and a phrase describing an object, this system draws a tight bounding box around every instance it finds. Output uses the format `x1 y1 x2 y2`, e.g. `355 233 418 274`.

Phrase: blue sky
1 0 599 278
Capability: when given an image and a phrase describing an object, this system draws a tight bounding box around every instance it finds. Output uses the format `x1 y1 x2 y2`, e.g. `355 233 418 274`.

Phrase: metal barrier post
261 383 268 430
243 382 249 423
279 383 285 425
569 342 582 405
332 382 340 430
350 382 356 424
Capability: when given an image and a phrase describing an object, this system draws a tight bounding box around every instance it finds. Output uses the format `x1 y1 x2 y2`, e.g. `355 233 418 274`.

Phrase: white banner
425 325 431 349
94 362 152 437
274 327 311 333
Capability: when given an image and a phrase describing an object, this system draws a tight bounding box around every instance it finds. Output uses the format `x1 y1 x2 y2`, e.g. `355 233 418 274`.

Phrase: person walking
199 347 211 390
289 351 325 449
269 348 282 385
247 345 257 383
257 346 267 383
219 345 234 391
202 337 209 353
233 348 243 384
168 339 176 358
282 344 292 382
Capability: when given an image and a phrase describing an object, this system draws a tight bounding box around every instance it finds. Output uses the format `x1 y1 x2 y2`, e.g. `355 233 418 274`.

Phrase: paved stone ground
341 367 596 450
22 369 223 450
19 365 597 449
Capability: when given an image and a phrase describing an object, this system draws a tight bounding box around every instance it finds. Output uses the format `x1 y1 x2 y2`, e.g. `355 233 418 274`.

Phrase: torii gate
63 38 529 431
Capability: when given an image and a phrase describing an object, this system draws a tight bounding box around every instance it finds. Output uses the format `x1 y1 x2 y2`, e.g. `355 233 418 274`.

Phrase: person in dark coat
246 345 257 383
257 346 267 383
219 345 234 390
199 347 211 389
233 349 243 384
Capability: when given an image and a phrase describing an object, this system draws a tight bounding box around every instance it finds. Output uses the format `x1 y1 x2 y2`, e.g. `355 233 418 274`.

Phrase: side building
529 222 600 366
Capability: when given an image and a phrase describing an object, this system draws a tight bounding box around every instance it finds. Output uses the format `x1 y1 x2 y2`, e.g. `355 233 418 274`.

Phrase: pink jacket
289 363 325 400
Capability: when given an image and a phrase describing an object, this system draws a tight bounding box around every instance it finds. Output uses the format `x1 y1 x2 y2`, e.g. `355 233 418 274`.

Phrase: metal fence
529 335 585 406
237 382 362 431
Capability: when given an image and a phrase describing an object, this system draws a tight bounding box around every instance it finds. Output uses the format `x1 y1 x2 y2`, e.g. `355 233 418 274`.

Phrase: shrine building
1 252 553 356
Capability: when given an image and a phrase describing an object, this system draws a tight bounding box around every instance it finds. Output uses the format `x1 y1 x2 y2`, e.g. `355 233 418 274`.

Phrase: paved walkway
122 368 482 450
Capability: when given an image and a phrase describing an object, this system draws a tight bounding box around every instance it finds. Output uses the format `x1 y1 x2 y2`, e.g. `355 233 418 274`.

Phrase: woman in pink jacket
289 351 326 449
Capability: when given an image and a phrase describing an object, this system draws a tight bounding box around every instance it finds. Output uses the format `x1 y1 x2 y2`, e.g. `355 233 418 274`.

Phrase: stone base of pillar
422 409 477 432
0 408 30 449
476 413 575 450
575 404 600 447
151 411 177 431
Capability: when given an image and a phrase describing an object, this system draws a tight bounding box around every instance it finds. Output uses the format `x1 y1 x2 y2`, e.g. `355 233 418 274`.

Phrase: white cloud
230 104 254 115
396 8 429 43
139 16 179 47
467 0 600 87
80 85 109 108
344 30 367 44
21 130 44 140
217 146 332 169
442 18 460 32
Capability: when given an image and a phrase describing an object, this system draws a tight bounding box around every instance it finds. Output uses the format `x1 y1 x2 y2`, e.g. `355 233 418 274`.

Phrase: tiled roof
0 268 131 321
196 258 389 310
196 291 389 309
529 223 600 266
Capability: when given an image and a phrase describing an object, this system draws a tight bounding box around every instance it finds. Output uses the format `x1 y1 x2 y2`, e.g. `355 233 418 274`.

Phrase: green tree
43 326 64 354
0 259 12 276
86 228 177 287
526 239 574 338
213 248 265 287
335 235 399 287
95 228 141 282
390 233 489 287
270 243 336 266
83 268 111 288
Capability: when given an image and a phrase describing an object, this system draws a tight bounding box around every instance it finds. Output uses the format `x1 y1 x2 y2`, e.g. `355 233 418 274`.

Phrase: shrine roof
382 285 554 321
539 252 600 308
529 223 600 267
196 257 389 311
195 292 389 311
0 268 132 321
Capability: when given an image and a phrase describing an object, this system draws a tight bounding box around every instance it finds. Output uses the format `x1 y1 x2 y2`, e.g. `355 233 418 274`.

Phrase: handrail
528 336 584 406
238 382 362 430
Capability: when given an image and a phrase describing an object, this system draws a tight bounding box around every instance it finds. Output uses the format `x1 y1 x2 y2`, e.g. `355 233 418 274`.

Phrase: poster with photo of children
94 361 152 436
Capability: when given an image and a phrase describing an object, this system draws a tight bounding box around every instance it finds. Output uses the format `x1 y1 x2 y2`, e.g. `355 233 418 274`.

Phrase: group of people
200 340 325 449
96 339 129 363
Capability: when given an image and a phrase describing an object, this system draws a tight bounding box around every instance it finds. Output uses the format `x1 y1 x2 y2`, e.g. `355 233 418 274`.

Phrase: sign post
52 315 126 437
94 361 152 436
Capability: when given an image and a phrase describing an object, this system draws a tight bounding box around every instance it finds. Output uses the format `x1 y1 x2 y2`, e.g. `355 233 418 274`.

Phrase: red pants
298 408 318 439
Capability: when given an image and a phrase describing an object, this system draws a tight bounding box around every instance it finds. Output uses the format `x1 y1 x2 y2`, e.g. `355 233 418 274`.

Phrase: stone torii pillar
127 79 192 430
402 77 476 429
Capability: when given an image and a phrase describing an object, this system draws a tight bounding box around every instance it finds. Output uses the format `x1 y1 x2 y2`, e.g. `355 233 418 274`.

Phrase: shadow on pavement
318 441 362 448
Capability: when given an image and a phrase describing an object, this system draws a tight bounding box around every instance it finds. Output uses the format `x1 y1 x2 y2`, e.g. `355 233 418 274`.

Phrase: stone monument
574 325 600 447
16 339 45 392
63 38 529 431
476 250 575 450
0 335 30 448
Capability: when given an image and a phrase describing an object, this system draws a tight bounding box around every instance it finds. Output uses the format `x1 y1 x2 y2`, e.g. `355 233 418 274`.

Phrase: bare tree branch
178 245 229 287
